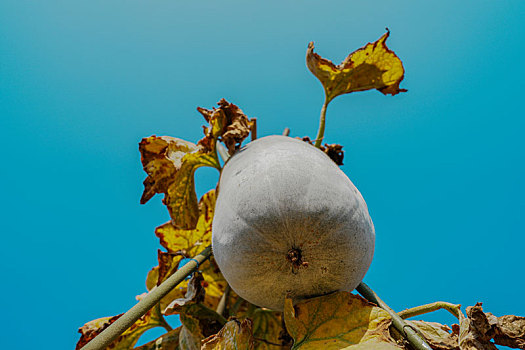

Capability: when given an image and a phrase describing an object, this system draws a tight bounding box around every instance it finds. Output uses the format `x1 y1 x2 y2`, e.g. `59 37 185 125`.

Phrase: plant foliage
77 32 525 350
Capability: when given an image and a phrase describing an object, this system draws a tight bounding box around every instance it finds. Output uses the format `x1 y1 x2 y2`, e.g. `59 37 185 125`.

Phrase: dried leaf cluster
77 32 524 350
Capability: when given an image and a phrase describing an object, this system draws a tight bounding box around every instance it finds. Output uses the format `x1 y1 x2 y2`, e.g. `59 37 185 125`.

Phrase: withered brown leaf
493 314 525 349
300 136 344 165
452 303 525 349
197 98 252 155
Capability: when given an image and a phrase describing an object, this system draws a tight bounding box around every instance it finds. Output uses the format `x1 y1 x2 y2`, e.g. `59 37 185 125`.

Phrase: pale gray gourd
212 135 375 311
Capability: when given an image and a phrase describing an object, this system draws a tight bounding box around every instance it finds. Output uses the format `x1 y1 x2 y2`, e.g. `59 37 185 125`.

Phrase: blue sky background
1 1 524 349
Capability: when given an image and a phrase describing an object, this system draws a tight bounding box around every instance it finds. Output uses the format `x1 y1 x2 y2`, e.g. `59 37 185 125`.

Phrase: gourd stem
356 282 433 350
314 98 329 148
398 301 461 320
282 127 290 136
80 246 212 350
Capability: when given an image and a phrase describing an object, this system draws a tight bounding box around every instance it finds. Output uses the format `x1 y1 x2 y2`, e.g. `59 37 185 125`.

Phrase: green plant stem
398 301 461 320
356 282 432 350
314 98 329 148
80 246 212 350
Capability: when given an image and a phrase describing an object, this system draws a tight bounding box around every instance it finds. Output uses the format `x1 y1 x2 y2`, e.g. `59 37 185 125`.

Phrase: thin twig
216 284 231 317
356 282 432 350
81 246 213 350
251 118 257 141
282 128 290 136
398 301 461 320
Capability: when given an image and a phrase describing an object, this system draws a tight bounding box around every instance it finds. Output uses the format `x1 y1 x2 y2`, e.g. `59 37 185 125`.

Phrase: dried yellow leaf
139 136 199 204
250 309 289 349
283 291 402 350
156 189 216 257
202 318 255 350
150 190 228 311
407 320 459 350
164 152 219 229
307 31 406 102
139 135 219 229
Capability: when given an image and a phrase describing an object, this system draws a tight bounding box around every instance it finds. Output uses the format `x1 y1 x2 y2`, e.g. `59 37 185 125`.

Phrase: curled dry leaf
150 255 226 313
139 136 199 205
283 291 402 350
452 303 525 349
493 314 525 349
299 136 344 165
177 303 227 349
139 135 218 229
323 143 344 166
197 98 252 155
202 318 256 350
76 303 167 350
455 303 498 350
165 272 206 311
307 30 406 103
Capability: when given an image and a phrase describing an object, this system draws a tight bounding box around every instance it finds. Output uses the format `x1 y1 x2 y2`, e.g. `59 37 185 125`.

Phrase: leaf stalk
398 301 461 320
314 98 329 148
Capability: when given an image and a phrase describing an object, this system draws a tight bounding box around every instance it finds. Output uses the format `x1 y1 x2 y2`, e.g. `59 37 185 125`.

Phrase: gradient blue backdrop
1 1 524 349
